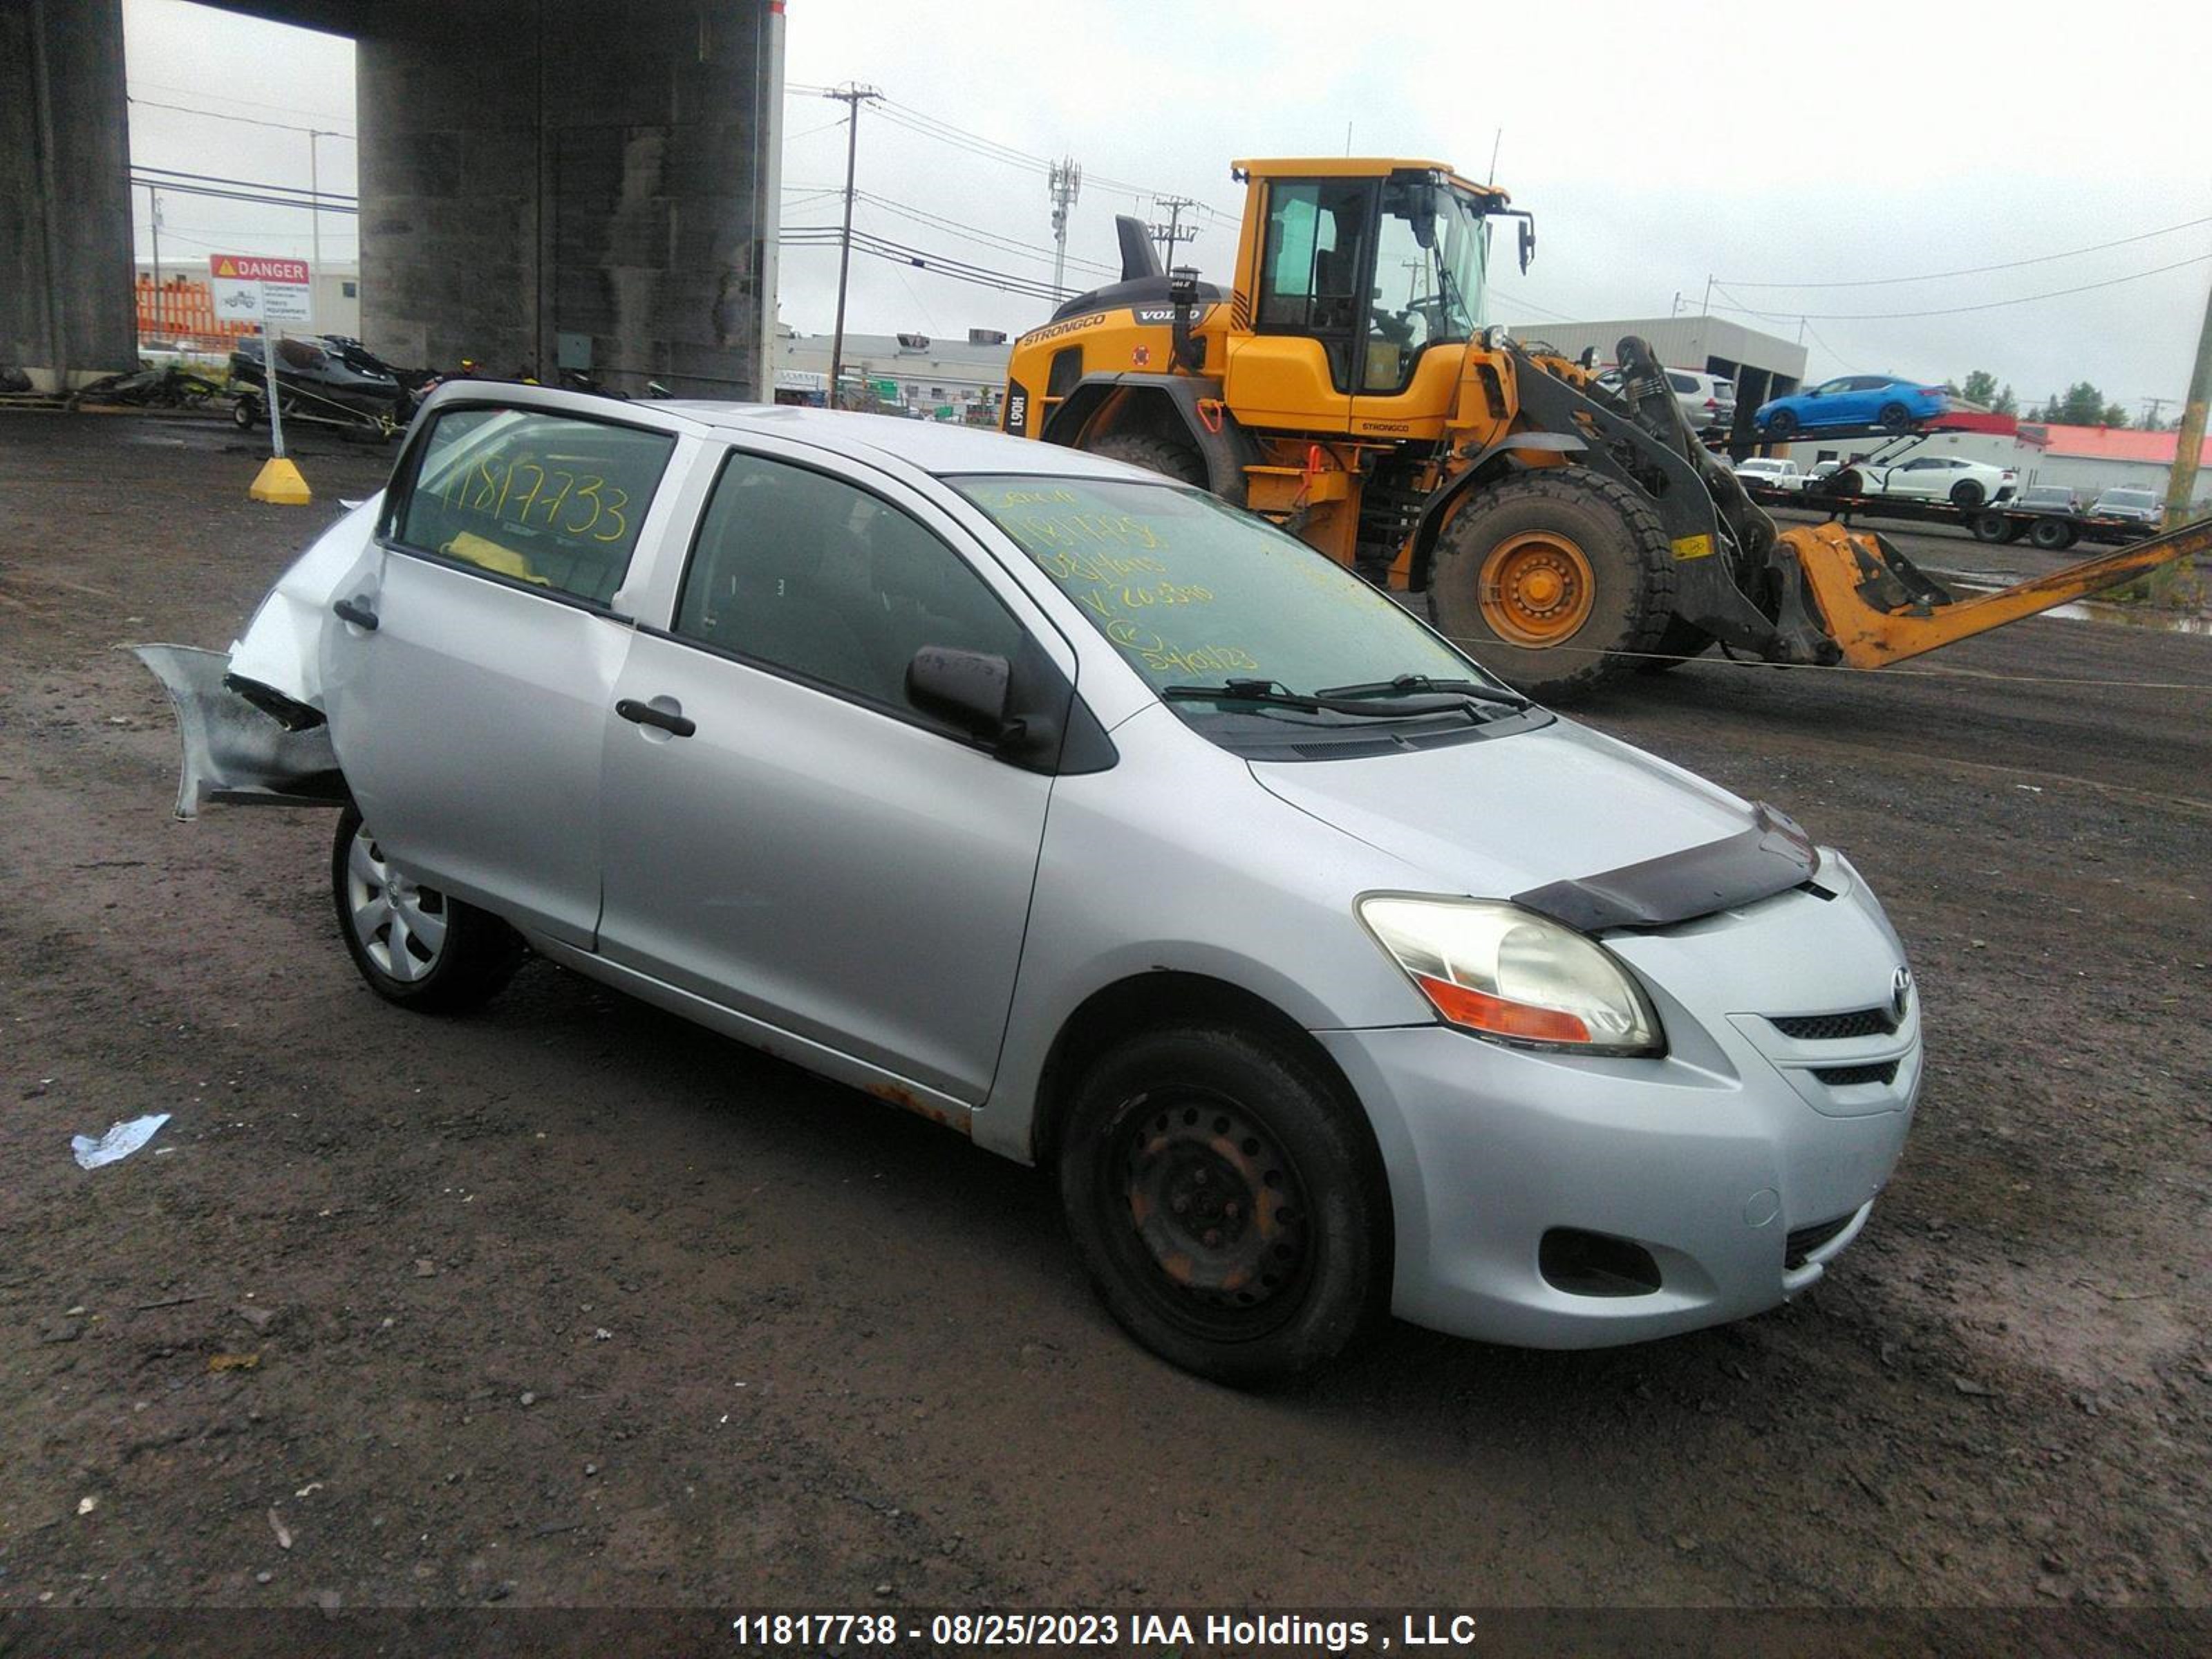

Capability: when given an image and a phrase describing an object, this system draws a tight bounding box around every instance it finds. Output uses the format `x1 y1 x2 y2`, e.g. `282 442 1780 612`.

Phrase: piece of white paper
71 1114 171 1170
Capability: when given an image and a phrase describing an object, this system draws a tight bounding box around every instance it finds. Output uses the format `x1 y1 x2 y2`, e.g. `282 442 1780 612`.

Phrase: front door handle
332 597 379 631
615 697 696 738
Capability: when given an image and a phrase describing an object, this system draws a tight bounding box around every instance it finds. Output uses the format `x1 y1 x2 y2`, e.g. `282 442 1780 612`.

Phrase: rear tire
1879 402 1913 433
1971 512 2010 543
1425 470 1676 701
1765 409 1799 439
2029 516 2077 552
231 396 259 430
1949 479 1987 509
1082 430 1206 486
330 807 523 1013
1057 1023 1387 1386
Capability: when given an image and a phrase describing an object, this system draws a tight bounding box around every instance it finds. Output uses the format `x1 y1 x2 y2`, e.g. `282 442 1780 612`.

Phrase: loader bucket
1785 516 2212 670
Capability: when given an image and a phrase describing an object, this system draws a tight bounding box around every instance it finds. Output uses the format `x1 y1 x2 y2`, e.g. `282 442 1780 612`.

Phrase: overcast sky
125 0 2211 417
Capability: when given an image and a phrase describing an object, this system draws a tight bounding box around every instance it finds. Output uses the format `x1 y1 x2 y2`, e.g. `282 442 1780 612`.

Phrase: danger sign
208 254 314 326
209 254 310 284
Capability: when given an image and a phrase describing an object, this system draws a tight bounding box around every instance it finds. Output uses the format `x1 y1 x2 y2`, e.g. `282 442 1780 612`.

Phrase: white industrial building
774 324 1010 418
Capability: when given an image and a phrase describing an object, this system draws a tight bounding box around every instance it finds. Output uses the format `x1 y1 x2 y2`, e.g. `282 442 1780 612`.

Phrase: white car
1859 454 2016 509
1733 458 1806 492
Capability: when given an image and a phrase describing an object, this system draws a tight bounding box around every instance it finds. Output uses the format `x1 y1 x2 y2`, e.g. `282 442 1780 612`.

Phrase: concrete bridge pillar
358 0 776 397
1 0 138 389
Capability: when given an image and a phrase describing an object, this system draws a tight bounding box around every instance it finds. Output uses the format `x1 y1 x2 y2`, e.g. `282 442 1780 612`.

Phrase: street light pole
308 130 321 270
147 182 161 337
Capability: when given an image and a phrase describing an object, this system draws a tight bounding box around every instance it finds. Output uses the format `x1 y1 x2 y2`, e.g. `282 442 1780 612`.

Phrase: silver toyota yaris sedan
143 384 1919 1384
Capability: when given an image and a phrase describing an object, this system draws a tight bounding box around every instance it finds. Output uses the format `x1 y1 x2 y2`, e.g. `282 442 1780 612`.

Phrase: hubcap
1479 531 1597 646
345 825 448 983
1121 1095 1308 1317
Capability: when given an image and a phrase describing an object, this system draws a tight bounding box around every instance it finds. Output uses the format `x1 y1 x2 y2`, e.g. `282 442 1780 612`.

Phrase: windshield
1369 176 1489 353
955 475 1518 738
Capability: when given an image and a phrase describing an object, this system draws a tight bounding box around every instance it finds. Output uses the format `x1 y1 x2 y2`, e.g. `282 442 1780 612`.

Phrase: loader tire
1427 471 1676 701
1083 431 1207 487
1635 613 1714 673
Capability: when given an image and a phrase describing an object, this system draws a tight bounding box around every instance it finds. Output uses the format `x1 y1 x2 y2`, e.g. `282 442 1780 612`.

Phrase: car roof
657 400 1145 480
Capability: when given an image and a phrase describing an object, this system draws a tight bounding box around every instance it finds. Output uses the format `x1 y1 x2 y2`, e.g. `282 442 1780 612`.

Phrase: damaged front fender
134 645 347 820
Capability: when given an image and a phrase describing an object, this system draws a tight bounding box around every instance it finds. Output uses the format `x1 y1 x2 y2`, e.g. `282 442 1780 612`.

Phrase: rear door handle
332 597 379 631
615 697 696 738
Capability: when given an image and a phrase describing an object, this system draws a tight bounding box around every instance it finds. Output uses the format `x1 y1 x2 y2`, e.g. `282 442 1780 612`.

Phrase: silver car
142 384 1920 1383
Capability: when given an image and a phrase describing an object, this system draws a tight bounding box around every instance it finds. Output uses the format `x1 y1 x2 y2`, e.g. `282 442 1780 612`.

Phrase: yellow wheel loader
999 157 2207 699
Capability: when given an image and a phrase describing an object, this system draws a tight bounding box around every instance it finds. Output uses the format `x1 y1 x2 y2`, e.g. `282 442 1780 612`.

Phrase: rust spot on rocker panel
864 1080 972 1137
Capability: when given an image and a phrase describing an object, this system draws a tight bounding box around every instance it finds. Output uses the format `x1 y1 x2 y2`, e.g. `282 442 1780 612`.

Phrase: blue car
1755 375 1948 437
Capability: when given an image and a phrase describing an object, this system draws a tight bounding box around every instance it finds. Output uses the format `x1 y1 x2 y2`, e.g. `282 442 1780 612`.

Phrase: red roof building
2017 423 2212 466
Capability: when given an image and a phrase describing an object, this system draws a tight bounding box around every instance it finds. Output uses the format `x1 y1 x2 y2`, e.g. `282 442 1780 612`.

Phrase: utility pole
2139 395 2171 431
1047 158 1081 297
1148 195 1199 263
824 83 881 411
2161 274 2212 527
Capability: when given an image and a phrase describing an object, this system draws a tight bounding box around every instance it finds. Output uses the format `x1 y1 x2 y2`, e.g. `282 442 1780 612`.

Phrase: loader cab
1237 160 1502 404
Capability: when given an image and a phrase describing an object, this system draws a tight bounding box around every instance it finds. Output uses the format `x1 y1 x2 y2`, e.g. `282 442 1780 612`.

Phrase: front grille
1785 1214 1855 1268
1811 1060 1900 1088
1772 1006 1897 1041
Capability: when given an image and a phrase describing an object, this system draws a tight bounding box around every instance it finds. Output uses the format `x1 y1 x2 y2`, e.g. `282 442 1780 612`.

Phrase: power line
863 93 1224 221
130 174 358 216
1722 214 2212 290
128 95 355 140
130 77 353 126
854 190 1116 277
1709 256 2212 321
782 227 1071 303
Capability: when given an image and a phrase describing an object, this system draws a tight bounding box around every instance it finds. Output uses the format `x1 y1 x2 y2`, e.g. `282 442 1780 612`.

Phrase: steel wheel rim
1109 1089 1313 1340
344 823 449 984
1479 530 1597 647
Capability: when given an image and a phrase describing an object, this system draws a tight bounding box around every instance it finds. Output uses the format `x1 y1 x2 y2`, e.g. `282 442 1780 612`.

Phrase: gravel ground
3 415 2209 1648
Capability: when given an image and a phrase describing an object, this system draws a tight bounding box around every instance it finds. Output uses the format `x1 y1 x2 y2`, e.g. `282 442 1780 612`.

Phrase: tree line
1949 369 2164 429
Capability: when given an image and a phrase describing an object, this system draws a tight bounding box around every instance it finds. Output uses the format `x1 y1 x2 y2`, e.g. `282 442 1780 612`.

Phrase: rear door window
389 406 677 607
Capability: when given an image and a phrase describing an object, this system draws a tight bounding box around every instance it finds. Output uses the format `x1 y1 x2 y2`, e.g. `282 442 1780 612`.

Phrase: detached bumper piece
133 644 346 820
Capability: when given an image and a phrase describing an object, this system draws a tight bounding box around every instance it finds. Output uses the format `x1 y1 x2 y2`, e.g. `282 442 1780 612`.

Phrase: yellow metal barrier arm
1790 516 2212 670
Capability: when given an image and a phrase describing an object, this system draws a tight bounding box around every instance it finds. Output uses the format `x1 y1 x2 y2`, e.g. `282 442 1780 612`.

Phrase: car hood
1248 720 1819 931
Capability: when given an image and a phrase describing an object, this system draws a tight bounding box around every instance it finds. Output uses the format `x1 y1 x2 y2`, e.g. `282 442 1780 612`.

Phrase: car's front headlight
1358 896 1663 1057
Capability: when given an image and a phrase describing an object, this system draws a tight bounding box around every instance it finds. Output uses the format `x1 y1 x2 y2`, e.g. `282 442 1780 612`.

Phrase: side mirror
1517 218 1535 274
908 646 1012 739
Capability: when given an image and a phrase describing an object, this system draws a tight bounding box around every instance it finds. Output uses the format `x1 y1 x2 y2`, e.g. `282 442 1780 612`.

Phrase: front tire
1635 612 1714 673
1425 470 1676 700
231 396 259 430
1082 430 1206 486
1058 1024 1387 1386
330 807 522 1013
1765 409 1799 439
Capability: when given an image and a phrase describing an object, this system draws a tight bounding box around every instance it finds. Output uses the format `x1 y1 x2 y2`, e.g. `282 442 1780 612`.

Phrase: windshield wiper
1315 674 1533 711
1163 679 1478 720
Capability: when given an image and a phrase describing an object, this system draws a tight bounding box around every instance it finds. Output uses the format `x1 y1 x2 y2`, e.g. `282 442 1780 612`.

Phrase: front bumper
1320 879 1918 1349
